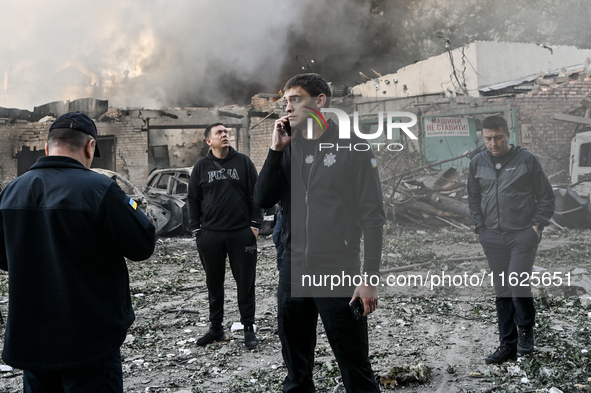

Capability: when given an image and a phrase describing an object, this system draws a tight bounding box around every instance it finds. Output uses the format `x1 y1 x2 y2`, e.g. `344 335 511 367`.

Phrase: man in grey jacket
468 115 555 364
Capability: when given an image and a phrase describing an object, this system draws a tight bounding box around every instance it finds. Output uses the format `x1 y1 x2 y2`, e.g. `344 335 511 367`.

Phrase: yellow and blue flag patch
128 197 138 210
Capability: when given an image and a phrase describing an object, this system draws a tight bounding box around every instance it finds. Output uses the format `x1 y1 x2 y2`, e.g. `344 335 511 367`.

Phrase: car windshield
174 174 190 195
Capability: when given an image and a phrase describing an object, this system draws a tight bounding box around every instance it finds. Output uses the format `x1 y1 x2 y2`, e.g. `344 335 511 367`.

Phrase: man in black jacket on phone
188 123 262 349
255 74 385 392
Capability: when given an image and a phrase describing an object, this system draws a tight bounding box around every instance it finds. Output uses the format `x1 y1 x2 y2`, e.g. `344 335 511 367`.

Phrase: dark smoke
1 0 590 109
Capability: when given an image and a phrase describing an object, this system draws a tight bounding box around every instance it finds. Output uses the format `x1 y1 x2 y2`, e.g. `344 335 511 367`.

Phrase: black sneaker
244 325 258 349
485 344 517 364
197 326 225 346
517 327 534 355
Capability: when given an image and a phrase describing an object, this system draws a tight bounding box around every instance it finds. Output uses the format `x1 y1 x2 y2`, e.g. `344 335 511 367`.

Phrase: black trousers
196 227 257 326
23 350 122 393
277 263 380 393
479 227 539 346
273 210 284 270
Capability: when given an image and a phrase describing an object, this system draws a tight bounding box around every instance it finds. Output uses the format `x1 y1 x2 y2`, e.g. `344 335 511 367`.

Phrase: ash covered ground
0 228 590 392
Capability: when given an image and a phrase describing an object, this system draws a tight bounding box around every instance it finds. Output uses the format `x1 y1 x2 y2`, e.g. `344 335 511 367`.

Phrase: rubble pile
381 154 473 231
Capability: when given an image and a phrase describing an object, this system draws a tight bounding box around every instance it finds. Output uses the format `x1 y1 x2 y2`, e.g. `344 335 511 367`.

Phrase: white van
570 129 591 197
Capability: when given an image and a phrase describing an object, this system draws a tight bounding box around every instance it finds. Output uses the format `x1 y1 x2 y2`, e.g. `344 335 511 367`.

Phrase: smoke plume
1 0 590 110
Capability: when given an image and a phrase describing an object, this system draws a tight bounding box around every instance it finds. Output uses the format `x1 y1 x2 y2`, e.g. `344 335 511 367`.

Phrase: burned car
92 168 188 237
144 167 193 237
91 168 147 209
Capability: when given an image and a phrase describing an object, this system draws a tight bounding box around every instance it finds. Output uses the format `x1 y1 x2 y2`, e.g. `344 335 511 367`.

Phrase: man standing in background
468 115 555 364
188 123 262 349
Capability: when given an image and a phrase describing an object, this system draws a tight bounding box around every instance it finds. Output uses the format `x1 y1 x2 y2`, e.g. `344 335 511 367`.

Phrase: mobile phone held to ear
350 297 364 320
283 118 291 136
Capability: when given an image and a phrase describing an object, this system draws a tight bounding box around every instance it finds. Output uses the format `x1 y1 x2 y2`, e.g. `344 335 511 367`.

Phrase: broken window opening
91 135 116 171
16 146 45 176
173 173 190 195
150 145 171 172
156 173 173 190
579 142 591 167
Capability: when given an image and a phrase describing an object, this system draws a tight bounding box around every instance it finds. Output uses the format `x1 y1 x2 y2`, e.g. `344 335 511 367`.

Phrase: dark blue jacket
0 156 156 370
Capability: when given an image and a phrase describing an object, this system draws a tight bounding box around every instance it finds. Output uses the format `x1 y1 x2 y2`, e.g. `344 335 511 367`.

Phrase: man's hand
350 282 378 317
533 225 542 238
271 116 293 152
251 228 259 238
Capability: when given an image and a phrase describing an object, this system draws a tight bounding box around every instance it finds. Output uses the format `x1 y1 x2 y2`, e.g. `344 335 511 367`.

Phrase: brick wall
414 77 591 184
516 77 591 184
249 116 276 171
0 119 48 184
99 117 149 187
248 94 285 171
0 117 149 188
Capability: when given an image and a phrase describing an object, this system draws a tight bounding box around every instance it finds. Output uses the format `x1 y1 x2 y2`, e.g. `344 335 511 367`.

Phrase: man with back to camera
187 123 262 349
255 73 385 392
468 115 555 364
0 112 156 392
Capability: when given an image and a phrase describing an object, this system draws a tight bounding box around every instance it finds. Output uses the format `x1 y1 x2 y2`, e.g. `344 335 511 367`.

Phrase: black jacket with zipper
468 145 555 234
188 147 262 232
0 156 156 370
255 119 385 273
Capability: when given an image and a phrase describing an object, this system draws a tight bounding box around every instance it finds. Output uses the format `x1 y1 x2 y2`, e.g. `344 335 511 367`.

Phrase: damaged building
349 41 591 185
3 41 591 207
0 101 251 188
343 41 591 228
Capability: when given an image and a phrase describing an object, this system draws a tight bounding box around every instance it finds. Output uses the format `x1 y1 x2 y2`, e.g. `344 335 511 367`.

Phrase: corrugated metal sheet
0 106 38 122
33 101 67 118
1 98 108 122
0 85 113 112
479 63 587 94
68 98 108 119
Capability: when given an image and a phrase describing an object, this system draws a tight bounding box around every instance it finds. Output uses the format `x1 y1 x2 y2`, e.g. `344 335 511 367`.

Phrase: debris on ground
379 362 431 387
0 229 588 392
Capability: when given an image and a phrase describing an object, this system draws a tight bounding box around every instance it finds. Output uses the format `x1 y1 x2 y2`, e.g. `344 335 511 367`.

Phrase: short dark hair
284 73 332 105
482 115 509 134
47 128 93 152
204 122 224 139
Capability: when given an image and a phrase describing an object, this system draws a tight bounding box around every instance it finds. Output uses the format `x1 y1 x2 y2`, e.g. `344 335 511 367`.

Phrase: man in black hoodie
255 74 384 392
468 115 555 364
188 123 262 349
